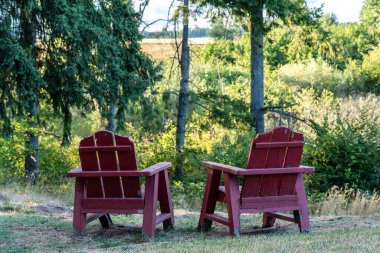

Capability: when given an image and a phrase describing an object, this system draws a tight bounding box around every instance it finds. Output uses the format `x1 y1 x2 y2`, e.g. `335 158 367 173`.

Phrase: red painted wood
198 127 314 236
260 127 291 197
115 134 141 198
95 131 122 198
295 173 310 232
79 146 132 152
73 178 86 234
69 131 174 239
278 131 304 195
198 168 222 230
255 141 304 148
224 173 241 236
142 174 159 240
263 212 296 223
242 131 271 197
79 135 103 198
204 213 230 226
81 198 145 210
199 164 314 176
158 169 175 229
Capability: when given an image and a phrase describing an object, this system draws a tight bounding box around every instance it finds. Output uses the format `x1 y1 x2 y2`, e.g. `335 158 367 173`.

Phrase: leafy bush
304 110 380 192
276 59 365 95
362 45 380 94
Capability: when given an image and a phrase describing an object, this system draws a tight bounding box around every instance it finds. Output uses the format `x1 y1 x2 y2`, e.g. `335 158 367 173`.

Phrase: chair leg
295 174 311 233
224 173 240 237
158 170 174 230
262 212 276 228
198 169 222 231
73 178 86 235
99 214 113 228
142 174 159 240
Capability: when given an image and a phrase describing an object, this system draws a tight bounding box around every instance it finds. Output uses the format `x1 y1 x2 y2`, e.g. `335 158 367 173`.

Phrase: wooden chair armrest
201 161 245 175
240 166 315 175
201 162 315 176
140 162 172 176
67 162 171 178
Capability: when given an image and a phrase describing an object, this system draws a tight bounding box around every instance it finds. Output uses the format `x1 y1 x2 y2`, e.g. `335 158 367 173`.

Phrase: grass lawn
1 189 380 252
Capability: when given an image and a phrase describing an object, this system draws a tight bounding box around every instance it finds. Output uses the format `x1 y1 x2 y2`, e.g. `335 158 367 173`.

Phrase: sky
138 0 365 31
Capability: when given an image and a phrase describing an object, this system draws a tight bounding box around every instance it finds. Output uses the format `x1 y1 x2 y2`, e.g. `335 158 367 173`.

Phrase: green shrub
304 110 380 192
276 59 364 95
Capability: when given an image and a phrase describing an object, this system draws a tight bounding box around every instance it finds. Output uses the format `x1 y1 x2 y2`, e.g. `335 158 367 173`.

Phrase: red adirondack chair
67 130 174 240
198 127 315 236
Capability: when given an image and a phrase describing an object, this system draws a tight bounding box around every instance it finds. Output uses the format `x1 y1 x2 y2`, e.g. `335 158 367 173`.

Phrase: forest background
0 0 379 210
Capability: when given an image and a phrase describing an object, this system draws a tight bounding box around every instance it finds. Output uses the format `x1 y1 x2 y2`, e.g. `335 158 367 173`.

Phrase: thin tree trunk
106 102 118 133
25 101 39 184
21 0 40 184
175 0 190 180
250 2 265 133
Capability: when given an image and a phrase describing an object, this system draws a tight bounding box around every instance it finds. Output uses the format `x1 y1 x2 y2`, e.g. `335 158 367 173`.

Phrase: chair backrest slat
278 131 304 195
78 131 141 199
95 131 123 198
241 127 304 198
115 134 141 197
79 135 104 198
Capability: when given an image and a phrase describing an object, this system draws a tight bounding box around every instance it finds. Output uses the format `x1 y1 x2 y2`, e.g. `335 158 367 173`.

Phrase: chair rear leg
262 212 276 228
99 214 113 228
142 174 159 240
198 169 222 231
158 170 174 230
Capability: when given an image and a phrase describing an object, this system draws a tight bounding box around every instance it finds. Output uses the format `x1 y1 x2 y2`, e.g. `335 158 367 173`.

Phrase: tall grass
311 187 380 216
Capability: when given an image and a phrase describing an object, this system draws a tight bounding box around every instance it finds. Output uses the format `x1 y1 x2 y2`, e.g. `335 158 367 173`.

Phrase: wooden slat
241 200 299 210
242 131 272 197
260 127 291 197
68 170 153 177
264 212 297 223
241 195 298 204
95 131 123 198
155 213 172 225
86 213 107 224
278 131 304 195
255 141 304 149
204 214 230 226
240 206 300 214
79 135 103 198
82 198 144 210
238 167 315 175
79 146 132 152
115 134 141 198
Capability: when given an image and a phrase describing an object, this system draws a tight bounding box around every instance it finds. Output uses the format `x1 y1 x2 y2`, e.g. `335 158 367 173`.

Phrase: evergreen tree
0 0 158 184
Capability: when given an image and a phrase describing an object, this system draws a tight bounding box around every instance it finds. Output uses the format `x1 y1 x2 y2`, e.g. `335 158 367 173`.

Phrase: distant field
141 37 213 61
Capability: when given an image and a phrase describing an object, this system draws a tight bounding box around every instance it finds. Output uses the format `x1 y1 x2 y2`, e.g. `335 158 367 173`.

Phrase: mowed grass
1 189 380 252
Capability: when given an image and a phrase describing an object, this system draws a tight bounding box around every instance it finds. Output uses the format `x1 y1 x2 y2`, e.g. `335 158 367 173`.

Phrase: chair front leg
73 178 86 235
142 174 159 240
224 173 241 237
198 168 222 231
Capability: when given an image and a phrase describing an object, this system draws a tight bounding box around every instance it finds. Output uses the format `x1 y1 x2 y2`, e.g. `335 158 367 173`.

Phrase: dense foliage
0 0 379 199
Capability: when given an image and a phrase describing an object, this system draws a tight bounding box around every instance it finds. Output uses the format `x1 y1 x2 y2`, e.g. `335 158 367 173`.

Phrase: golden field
141 37 213 61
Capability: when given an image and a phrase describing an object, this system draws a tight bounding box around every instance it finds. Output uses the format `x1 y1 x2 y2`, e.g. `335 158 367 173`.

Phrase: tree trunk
106 102 118 133
250 2 265 133
25 101 39 184
175 0 190 180
21 0 40 184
